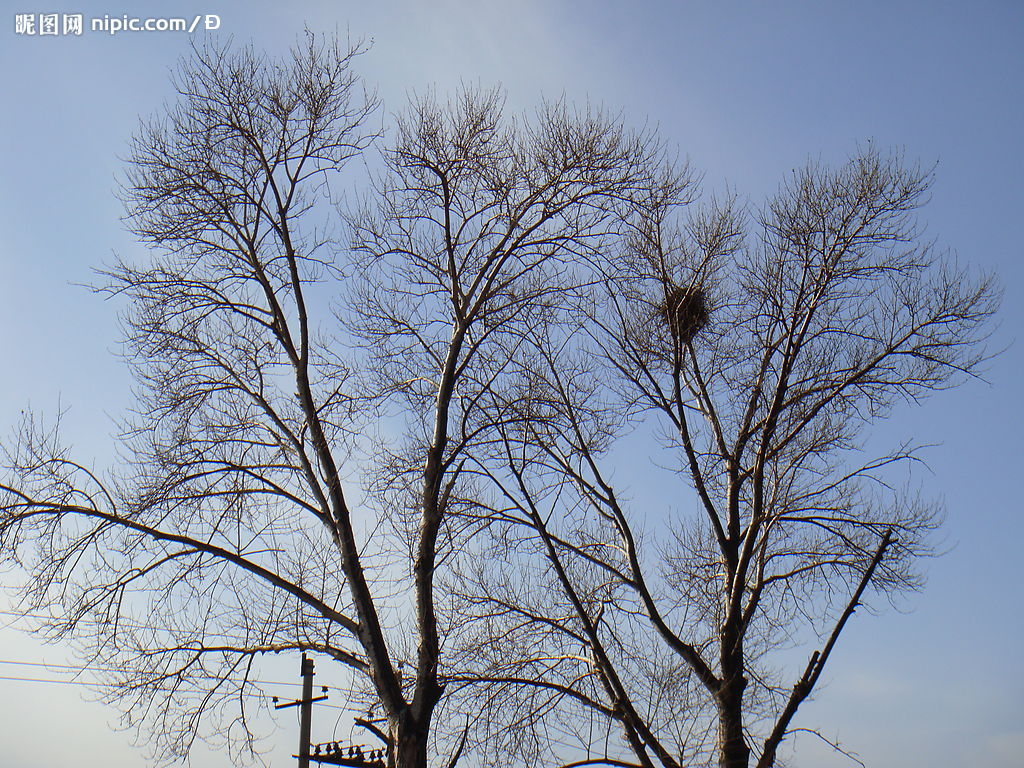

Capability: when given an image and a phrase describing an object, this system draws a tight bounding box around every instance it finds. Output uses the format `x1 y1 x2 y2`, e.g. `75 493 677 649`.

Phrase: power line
0 660 353 711
0 609 353 637
0 673 121 687
0 657 304 687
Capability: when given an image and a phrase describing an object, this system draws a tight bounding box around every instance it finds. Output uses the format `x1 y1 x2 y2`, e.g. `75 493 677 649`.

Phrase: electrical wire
0 657 301 686
0 673 121 687
0 657 354 711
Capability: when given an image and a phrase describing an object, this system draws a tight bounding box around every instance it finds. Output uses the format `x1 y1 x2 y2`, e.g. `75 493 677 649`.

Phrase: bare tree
448 150 999 768
0 36 676 768
344 86 674 767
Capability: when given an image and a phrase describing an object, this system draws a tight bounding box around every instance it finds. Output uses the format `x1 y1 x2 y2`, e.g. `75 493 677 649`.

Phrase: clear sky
1 1 1022 766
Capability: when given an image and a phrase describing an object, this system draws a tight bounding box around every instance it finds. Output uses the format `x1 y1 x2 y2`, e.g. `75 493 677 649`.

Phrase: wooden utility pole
275 653 387 767
275 653 327 767
298 654 314 768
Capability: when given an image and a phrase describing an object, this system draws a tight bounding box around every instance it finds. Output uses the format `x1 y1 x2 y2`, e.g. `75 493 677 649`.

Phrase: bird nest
660 284 708 343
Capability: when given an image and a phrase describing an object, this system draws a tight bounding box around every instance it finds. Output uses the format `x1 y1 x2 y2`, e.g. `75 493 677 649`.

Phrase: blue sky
1 1 1022 766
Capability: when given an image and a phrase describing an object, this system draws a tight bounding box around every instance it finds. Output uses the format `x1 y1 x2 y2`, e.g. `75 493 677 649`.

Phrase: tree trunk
717 656 750 768
391 706 437 768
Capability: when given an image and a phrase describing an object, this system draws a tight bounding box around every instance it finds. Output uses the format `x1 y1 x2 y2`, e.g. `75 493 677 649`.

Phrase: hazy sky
1 2 1022 766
